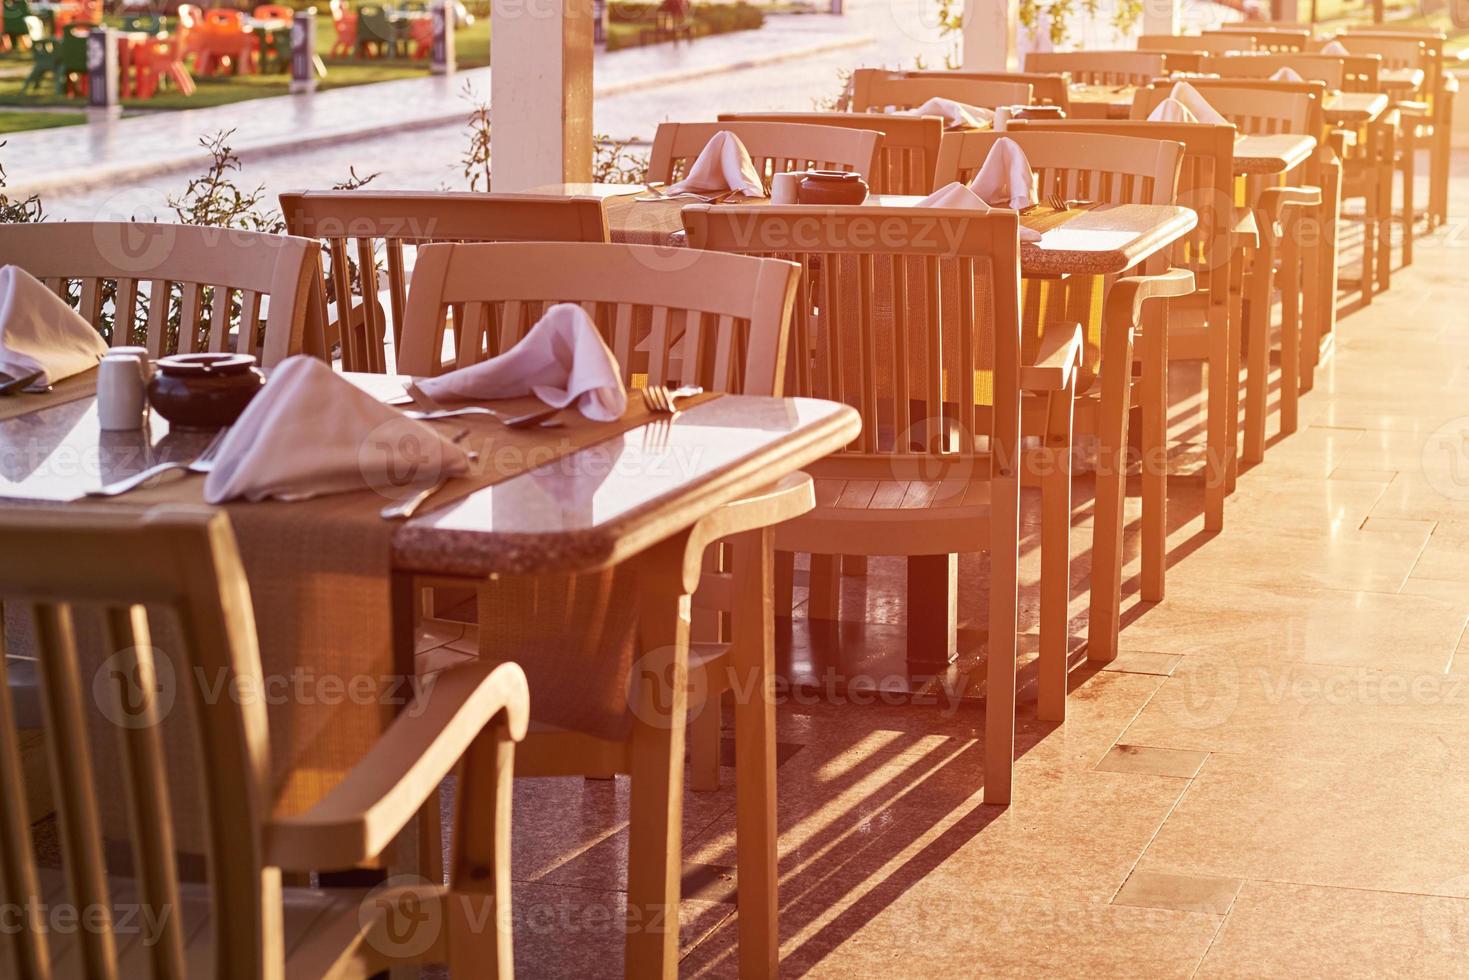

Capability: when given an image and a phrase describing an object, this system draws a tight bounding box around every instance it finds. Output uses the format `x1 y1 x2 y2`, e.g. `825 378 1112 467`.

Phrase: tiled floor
437 153 1469 977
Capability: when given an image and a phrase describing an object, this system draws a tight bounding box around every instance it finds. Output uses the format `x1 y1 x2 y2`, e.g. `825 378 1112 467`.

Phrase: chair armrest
1104 268 1196 333
1021 322 1084 392
1394 99 1430 117
1257 186 1322 221
265 661 529 871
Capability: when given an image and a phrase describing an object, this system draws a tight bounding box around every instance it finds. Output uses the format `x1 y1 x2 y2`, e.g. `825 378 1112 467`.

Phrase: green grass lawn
0 108 83 132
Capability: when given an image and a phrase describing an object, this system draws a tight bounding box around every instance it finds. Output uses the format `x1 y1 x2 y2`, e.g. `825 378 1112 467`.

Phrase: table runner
0 370 98 422
5 384 707 856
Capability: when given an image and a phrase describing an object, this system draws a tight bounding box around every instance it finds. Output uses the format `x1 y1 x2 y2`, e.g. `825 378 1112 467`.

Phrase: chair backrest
252 3 292 19
648 121 882 189
0 505 279 980
895 69 1070 112
1200 51 1348 90
1022 50 1165 85
396 242 801 398
1343 28 1444 108
203 7 243 28
0 222 322 367
932 130 1182 209
847 68 1032 113
683 205 1023 469
1317 33 1424 72
1203 27 1309 51
1132 80 1318 135
718 111 944 194
279 190 609 373
1137 32 1254 54
121 12 161 32
1007 117 1236 299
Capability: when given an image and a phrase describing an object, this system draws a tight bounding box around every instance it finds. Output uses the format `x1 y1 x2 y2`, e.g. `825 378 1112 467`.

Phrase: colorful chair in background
328 0 356 56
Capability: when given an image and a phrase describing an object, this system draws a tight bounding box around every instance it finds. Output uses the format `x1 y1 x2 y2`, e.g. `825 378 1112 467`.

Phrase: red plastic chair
408 15 431 58
194 7 255 75
132 30 196 98
328 0 356 57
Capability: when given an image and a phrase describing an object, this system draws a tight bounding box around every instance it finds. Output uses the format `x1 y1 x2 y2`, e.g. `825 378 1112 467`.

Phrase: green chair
260 22 290 71
56 22 93 96
3 0 32 50
355 3 400 57
20 35 56 92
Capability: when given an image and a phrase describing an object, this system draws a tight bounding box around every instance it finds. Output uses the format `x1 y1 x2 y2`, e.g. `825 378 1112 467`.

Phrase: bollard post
291 8 318 94
86 28 120 118
431 0 455 74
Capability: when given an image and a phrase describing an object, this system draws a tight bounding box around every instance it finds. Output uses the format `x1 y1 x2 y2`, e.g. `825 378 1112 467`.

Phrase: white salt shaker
770 172 801 205
110 345 153 380
97 353 148 431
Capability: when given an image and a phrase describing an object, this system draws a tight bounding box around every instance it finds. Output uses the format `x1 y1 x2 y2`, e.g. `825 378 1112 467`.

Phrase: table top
1066 83 1136 119
1324 91 1389 125
0 377 860 576
537 183 1196 278
1233 132 1317 175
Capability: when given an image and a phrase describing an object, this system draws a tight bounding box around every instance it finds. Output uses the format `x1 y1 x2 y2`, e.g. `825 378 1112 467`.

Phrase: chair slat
0 651 51 980
178 283 204 355
208 285 233 352
355 238 384 373
113 279 140 348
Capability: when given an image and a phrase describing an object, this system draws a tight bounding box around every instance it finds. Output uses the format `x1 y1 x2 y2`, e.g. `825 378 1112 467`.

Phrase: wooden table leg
625 537 692 980
1038 385 1073 722
1086 325 1134 665
1139 302 1168 603
730 527 778 977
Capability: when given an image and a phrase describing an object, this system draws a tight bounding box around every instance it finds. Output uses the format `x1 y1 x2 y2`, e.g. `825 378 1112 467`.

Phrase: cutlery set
0 369 47 396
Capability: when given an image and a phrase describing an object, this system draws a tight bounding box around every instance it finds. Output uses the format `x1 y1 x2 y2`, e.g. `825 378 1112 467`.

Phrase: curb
9 30 873 199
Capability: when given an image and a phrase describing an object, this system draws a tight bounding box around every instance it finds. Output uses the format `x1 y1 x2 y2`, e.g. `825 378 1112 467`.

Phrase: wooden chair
685 204 1089 802
648 121 881 191
0 222 322 368
1022 51 1166 86
718 111 944 194
1333 33 1434 260
1134 82 1324 462
1344 27 1453 228
279 189 609 373
1199 51 1347 89
933 130 1193 658
847 68 1032 113
1137 32 1255 54
396 240 807 978
894 69 1071 113
1203 27 1309 52
0 504 529 978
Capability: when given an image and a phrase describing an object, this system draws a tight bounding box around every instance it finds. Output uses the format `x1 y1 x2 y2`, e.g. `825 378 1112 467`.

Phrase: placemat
0 370 98 422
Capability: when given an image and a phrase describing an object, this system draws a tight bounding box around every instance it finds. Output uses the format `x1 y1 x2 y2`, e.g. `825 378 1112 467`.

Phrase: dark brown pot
148 353 265 431
796 170 869 205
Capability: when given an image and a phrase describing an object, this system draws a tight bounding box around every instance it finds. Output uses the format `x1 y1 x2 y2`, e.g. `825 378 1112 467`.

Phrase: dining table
0 369 860 978
533 183 1199 278
1324 90 1389 126
1065 83 1137 119
1378 66 1425 94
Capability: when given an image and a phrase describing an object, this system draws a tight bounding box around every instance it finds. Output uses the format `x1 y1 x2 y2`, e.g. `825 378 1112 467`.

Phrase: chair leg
1376 154 1393 293
730 527 779 979
1226 250 1245 494
624 545 691 980
1139 302 1167 604
773 549 795 618
1278 212 1302 439
1086 329 1134 665
1431 121 1450 227
446 718 516 977
1243 233 1274 465
985 475 1021 806
906 554 957 666
807 553 840 620
1204 298 1229 533
687 696 721 793
1399 137 1415 267
1037 384 1074 723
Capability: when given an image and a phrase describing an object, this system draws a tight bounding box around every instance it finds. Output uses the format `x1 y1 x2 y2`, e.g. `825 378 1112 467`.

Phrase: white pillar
1142 0 1180 37
489 0 594 191
961 0 1017 71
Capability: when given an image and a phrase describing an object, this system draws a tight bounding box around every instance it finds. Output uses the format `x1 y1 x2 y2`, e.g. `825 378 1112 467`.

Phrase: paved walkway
1 10 870 200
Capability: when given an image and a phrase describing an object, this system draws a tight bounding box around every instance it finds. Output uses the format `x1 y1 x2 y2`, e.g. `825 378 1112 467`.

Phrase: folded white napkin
1320 39 1349 56
417 303 628 422
1269 66 1305 82
915 181 1041 242
664 131 764 197
898 97 994 130
0 265 107 385
1168 80 1228 125
1148 96 1201 123
967 136 1035 211
203 354 470 503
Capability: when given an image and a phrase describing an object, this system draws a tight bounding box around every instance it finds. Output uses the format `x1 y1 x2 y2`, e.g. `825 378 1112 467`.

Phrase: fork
1048 193 1070 213
641 384 703 415
0 370 44 396
87 428 229 497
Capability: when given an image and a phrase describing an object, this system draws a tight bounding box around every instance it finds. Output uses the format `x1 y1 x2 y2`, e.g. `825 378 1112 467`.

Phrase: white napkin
1148 96 1201 123
967 136 1035 211
417 303 628 422
0 265 107 385
664 131 764 197
1320 39 1349 55
203 354 470 503
1168 80 1228 125
1270 66 1305 82
914 181 1041 242
897 97 994 130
